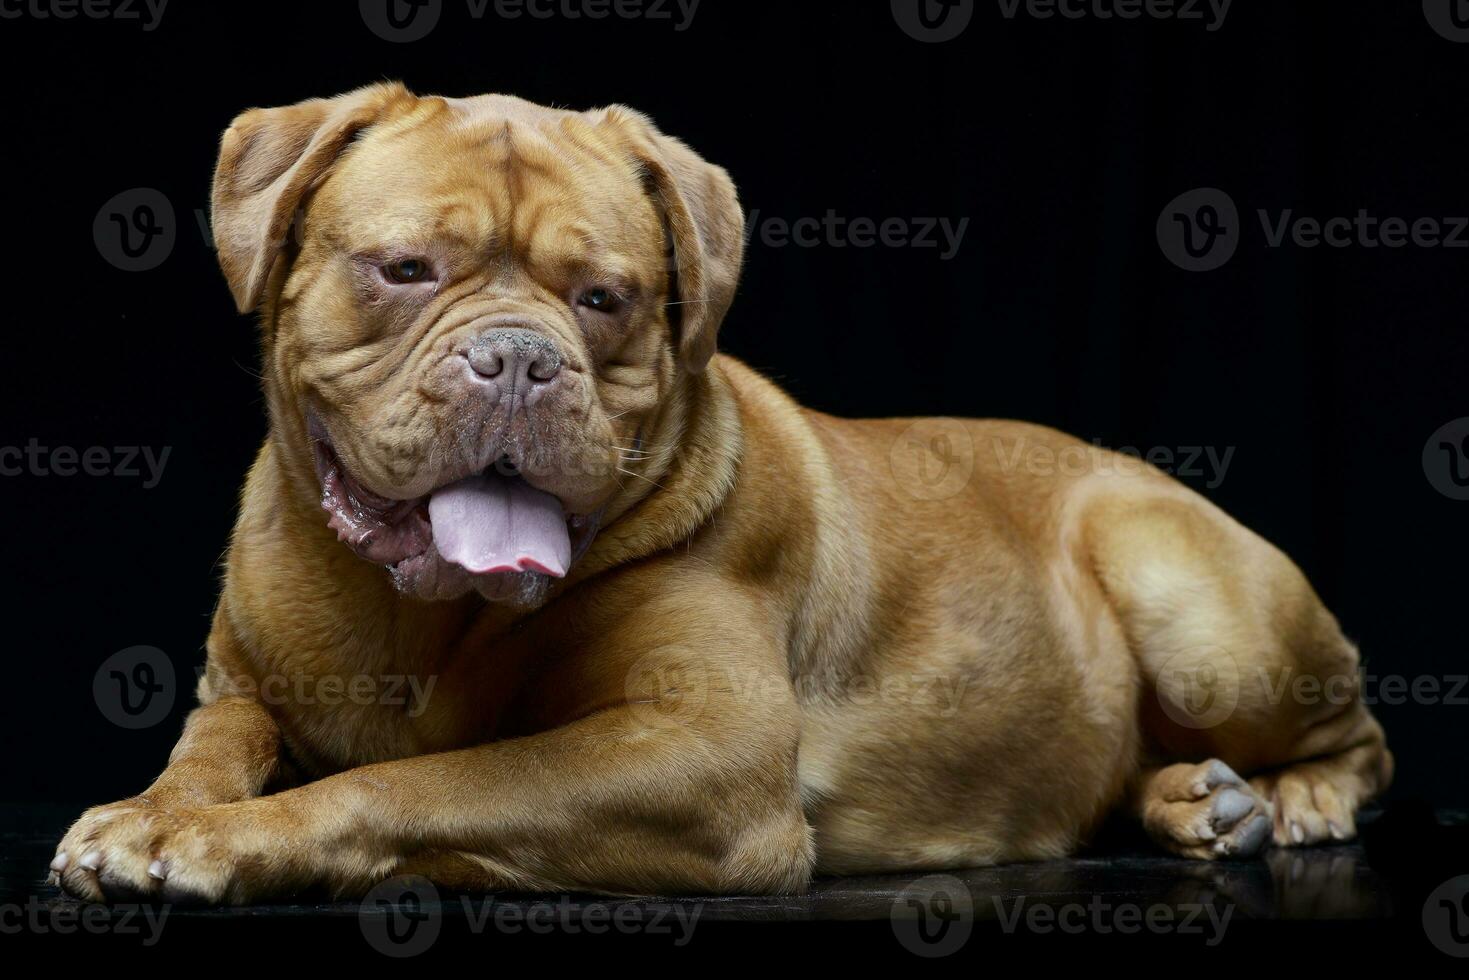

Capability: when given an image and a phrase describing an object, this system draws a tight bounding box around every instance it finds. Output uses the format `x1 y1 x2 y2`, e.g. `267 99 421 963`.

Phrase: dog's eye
578 288 619 313
383 259 432 285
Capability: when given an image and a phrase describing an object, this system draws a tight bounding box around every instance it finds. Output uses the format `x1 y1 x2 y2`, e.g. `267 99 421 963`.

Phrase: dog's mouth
309 421 600 597
427 467 571 577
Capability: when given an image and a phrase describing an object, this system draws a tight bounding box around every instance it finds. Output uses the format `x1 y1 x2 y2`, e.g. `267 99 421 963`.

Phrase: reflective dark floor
4 803 1467 960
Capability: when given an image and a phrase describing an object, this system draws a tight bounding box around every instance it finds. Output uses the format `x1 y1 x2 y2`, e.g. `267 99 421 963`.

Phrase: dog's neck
570 357 744 586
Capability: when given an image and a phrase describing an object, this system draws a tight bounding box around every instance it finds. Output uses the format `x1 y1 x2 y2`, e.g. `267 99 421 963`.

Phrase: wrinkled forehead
312 96 662 272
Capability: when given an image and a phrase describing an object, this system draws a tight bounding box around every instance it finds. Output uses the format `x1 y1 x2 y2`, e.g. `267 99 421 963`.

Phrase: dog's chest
272 662 501 776
248 594 552 776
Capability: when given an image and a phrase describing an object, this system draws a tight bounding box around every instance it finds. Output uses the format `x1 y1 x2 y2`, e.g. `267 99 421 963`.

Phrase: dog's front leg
71 661 813 904
52 694 284 900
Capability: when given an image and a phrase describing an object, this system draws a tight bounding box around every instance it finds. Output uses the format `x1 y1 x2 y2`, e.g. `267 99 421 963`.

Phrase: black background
4 0 1465 820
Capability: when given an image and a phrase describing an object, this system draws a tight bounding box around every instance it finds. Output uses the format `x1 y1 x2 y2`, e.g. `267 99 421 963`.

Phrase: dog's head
211 83 743 606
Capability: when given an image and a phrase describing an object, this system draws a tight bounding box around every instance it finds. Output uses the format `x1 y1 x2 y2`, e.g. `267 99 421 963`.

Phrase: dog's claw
1231 813 1272 857
1191 760 1244 798
1211 788 1256 829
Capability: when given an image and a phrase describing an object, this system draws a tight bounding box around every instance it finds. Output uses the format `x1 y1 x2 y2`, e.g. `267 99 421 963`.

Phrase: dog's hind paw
1140 759 1275 861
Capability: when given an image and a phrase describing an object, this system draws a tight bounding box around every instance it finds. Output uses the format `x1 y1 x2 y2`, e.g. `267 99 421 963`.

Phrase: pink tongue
428 473 570 577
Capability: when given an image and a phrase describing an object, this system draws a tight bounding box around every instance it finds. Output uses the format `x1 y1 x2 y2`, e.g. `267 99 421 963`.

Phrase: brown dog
52 84 1391 903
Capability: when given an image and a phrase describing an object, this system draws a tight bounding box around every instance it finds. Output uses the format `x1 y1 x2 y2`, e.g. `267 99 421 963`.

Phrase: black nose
466 328 563 387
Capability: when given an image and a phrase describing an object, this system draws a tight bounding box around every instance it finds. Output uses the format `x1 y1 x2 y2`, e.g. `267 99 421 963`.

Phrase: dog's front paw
52 797 165 901
51 801 251 904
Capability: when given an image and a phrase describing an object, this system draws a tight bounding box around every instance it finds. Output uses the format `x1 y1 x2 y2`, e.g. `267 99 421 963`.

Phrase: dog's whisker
609 441 670 456
617 467 668 492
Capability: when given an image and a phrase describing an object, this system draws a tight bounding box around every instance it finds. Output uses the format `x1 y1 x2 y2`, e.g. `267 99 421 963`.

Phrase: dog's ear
210 82 411 315
601 108 744 374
